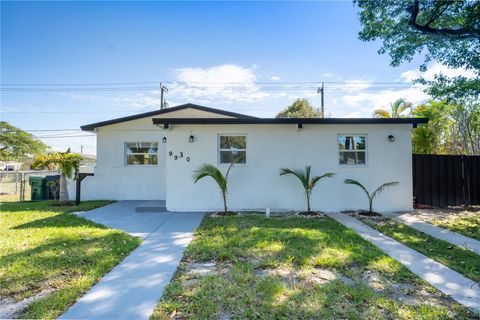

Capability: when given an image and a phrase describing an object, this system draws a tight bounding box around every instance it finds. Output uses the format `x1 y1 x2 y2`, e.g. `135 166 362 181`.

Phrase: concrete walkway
61 201 205 320
386 212 480 255
325 213 480 313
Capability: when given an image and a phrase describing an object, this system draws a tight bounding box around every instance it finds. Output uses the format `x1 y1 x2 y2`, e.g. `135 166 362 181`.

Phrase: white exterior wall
70 119 167 201
70 108 236 201
164 124 413 212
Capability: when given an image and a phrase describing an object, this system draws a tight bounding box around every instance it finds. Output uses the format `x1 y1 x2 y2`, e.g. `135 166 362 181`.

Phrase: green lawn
0 200 142 319
153 215 476 320
430 211 480 240
362 218 480 282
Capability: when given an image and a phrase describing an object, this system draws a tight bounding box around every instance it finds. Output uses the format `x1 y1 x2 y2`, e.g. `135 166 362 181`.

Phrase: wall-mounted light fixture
388 134 395 142
297 123 303 129
162 137 167 143
189 135 195 143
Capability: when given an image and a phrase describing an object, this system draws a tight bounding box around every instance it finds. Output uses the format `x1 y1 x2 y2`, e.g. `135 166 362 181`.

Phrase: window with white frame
338 135 366 165
125 142 158 165
218 135 247 164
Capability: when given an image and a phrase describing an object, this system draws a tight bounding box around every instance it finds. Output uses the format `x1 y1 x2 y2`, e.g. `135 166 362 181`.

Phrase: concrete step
135 200 167 212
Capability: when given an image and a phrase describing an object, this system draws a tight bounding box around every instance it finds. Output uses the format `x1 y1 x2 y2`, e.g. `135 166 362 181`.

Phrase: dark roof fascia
81 103 257 131
152 117 429 127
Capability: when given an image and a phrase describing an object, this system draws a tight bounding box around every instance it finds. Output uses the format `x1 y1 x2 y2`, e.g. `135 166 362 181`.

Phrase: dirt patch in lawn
181 260 459 312
360 269 453 307
154 215 476 319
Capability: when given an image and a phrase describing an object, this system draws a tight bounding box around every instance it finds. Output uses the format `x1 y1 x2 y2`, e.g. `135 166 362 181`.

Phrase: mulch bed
210 211 238 217
296 211 325 216
343 210 385 220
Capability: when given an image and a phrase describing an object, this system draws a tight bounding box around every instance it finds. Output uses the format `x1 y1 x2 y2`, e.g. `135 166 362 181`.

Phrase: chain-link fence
0 171 60 202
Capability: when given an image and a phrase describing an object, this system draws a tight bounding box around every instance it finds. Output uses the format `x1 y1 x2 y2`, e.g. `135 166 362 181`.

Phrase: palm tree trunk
306 192 311 213
59 174 69 203
222 191 227 213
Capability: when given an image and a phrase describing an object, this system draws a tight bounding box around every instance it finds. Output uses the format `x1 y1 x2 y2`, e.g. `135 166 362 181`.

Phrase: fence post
15 172 18 194
465 156 471 207
19 172 24 201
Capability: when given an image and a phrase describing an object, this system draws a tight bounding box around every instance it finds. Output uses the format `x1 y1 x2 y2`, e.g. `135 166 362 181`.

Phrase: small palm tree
32 150 83 203
344 179 398 213
279 165 334 213
373 98 412 118
193 160 237 214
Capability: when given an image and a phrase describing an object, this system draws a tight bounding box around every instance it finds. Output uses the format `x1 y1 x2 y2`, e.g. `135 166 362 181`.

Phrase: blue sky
1 1 447 154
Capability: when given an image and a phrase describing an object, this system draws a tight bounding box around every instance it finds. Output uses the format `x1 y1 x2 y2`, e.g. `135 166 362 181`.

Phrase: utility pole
80 145 84 155
317 82 325 118
160 83 168 109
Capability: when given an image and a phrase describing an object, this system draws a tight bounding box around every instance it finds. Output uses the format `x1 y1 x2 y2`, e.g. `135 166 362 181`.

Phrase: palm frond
373 109 391 118
32 152 82 178
279 167 309 190
310 172 335 189
344 178 370 197
371 181 399 199
391 98 412 118
225 155 241 180
193 164 227 191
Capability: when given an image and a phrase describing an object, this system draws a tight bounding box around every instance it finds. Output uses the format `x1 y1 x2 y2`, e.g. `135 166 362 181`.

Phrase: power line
1 80 416 86
1 111 134 114
34 134 96 138
24 129 82 132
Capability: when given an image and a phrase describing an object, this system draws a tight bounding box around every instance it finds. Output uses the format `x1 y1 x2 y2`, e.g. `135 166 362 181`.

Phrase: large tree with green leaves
412 100 480 155
276 99 323 118
355 0 479 94
412 101 449 154
355 0 480 155
0 121 48 160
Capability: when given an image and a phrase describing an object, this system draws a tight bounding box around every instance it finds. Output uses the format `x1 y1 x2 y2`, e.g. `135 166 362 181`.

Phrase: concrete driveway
60 201 205 320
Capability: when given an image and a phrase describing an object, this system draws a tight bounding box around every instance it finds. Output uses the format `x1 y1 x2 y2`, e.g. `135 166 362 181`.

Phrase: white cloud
323 73 333 78
399 62 476 82
342 86 429 111
270 76 281 81
333 64 475 117
341 79 372 93
67 93 160 110
39 135 96 155
170 64 277 104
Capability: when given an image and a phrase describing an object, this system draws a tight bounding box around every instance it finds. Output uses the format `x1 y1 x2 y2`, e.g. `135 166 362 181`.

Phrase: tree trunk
222 191 227 213
307 192 311 213
59 174 69 203
368 196 373 213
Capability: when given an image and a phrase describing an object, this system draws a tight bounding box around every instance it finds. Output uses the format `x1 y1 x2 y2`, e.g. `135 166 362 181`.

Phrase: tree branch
408 0 480 40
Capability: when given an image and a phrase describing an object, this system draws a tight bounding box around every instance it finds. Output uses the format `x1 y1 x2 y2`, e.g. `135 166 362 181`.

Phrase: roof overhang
152 117 429 128
80 103 257 132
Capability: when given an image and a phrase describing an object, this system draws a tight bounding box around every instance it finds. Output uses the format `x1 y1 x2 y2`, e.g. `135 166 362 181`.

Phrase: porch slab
135 200 167 213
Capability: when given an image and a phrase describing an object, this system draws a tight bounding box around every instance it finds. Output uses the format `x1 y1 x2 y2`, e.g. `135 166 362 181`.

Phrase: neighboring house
0 161 22 171
71 103 427 212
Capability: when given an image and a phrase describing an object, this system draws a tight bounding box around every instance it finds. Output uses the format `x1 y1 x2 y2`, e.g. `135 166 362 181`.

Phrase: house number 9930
169 151 190 162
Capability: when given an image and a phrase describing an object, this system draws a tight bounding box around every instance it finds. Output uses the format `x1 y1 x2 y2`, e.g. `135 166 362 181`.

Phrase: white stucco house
70 103 428 212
